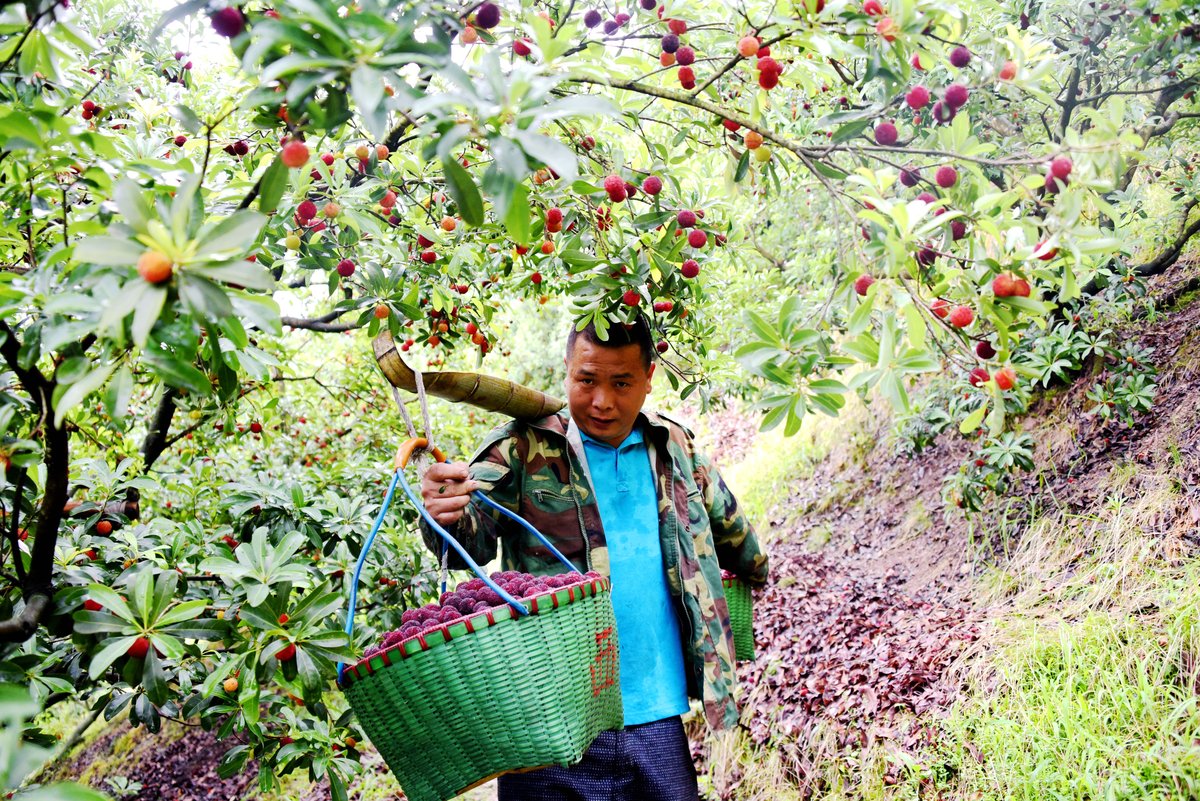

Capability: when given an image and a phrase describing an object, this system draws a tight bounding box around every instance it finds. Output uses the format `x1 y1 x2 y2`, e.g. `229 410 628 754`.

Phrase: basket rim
341 576 612 687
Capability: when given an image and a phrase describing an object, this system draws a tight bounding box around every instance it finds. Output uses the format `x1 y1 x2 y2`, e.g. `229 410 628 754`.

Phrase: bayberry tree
1 0 1198 795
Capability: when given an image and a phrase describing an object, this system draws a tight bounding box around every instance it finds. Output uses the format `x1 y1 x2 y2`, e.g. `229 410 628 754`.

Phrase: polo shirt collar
577 422 644 450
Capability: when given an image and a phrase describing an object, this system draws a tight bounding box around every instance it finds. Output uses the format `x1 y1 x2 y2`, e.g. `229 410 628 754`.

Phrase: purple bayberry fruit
874 121 898 146
661 33 680 53
210 6 245 38
474 2 500 28
944 83 970 109
583 9 602 27
949 45 971 68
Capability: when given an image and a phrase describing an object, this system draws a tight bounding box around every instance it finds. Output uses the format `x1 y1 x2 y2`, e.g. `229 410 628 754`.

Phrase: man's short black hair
566 314 654 372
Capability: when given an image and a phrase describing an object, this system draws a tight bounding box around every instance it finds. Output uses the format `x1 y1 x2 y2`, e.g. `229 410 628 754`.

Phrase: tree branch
281 314 361 333
140 387 180 471
0 592 52 642
1133 199 1200 277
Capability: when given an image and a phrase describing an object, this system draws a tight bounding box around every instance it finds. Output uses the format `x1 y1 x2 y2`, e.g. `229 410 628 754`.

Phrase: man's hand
420 462 479 526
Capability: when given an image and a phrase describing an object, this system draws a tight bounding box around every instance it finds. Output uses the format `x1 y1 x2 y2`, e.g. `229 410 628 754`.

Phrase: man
419 315 769 801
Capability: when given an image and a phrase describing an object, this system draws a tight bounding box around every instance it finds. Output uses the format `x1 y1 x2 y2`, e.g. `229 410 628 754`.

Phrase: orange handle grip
394 437 447 470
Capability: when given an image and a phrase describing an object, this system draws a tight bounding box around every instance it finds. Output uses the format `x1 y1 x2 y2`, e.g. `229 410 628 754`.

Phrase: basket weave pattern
722 577 755 661
343 578 623 801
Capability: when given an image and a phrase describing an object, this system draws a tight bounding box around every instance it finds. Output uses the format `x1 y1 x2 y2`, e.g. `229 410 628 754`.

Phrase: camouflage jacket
419 409 769 730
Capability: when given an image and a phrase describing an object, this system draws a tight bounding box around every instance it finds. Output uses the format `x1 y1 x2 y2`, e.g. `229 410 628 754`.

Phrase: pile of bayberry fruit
364 570 603 659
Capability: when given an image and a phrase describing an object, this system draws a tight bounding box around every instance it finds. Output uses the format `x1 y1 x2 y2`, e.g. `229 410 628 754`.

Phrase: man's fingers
425 462 470 482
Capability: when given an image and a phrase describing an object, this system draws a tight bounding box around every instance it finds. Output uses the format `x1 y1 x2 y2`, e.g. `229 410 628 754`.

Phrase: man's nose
591 387 614 410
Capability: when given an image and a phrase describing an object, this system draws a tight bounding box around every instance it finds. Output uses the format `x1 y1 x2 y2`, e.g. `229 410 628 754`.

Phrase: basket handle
338 438 580 686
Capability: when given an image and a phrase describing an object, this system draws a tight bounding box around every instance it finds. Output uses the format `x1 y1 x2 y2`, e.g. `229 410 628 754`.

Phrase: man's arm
694 449 769 585
418 435 521 570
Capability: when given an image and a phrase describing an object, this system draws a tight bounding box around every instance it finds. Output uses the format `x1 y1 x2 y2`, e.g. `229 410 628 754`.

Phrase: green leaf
734 150 750 183
959 403 987 434
89 636 139 679
258 156 289 215
831 119 871 144
442 157 484 227
503 184 531 245
84 237 144 266
196 211 267 257
132 286 167 348
54 362 116 427
143 350 210 395
113 180 151 232
190 260 275 291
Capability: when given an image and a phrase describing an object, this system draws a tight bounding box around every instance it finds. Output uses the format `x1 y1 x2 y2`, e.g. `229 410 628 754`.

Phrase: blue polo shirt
579 424 689 726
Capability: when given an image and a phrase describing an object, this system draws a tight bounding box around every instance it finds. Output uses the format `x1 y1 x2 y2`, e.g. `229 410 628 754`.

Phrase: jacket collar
530 408 674 441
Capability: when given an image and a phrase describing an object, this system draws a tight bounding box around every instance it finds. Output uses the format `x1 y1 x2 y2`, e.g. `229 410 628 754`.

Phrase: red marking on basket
591 626 617 696
380 650 392 667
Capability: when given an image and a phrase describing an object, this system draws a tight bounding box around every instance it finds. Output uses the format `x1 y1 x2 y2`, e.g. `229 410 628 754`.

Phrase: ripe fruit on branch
137 250 173 284
540 240 554 255
994 367 1016 390
680 259 700 278
603 174 628 202
420 250 437 263
999 60 1018 80
1034 241 1058 261
948 305 974 328
992 272 1018 297
1049 157 1073 180
687 229 707 248
441 216 457 232
642 175 663 195
622 289 641 306
677 210 697 228
916 191 938 204
905 85 930 109
127 637 151 659
653 300 674 313
460 26 478 44
336 259 355 277
380 189 397 210
968 367 990 387
738 36 759 57
744 130 764 149
874 121 898 146
96 520 113 535
667 18 687 35
661 33 680 53
899 167 920 187
656 340 669 354
223 677 239 693
930 298 950 319
210 6 245 38
678 67 695 89
932 101 956 123
297 200 317 221
854 274 875 296
530 271 543 285
949 45 971 68
173 135 187 147
83 599 103 612
975 340 996 359
276 643 297 661
417 234 434 248
863 0 884 15
721 119 740 133
474 2 500 28
675 46 695 66
950 220 967 240
513 38 532 56
374 304 390 319
944 83 969 109
935 165 958 188
280 139 309 168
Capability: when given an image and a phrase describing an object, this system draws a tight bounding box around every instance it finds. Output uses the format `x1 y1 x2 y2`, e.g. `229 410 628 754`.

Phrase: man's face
565 339 654 447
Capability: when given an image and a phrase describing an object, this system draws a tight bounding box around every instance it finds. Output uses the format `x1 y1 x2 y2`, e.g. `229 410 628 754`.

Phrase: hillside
36 266 1200 800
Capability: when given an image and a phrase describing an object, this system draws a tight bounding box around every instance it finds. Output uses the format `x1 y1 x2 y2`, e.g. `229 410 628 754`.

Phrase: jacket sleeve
694 448 770 586
417 430 523 571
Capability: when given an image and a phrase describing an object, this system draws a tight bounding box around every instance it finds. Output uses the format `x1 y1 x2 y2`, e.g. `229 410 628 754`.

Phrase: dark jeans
496 716 699 801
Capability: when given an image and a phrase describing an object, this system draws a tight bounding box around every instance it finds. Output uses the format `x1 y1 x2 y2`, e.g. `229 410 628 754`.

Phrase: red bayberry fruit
280 139 309 168
949 45 971 68
513 38 532 56
875 121 898 145
656 340 669 354
1034 242 1057 261
584 9 601 27
675 46 695 66
722 119 741 133
976 340 997 359
759 70 780 90
667 18 687 35
992 273 1016 297
603 174 627 202
642 175 663 195
854 274 875 295
900 167 921 187
173 135 187 147
678 66 695 89
936 165 958 188
999 60 1017 80
876 16 899 41
680 259 700 278
677 210 697 228
416 234 434 248
420 250 437 263
931 298 950 319
994 367 1016 390
950 220 967 240
687 229 707 248
530 271 543 285
944 83 970 109
917 191 938 204
336 259 355 277
661 33 680 53
276 643 297 661
1050 157 1072 180
863 0 884 15
83 599 103 612
1013 278 1032 297
95 520 113 535
127 637 151 659
948 305 974 327
932 100 956 123
906 85 930 110
968 367 990 387
737 36 759 57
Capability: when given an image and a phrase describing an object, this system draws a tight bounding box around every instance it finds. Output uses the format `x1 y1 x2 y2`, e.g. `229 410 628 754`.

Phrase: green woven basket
341 578 624 801
722 576 755 661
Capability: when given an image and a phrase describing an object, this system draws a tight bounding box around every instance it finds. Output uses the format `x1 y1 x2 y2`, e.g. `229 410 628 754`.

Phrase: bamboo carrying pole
372 331 566 421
